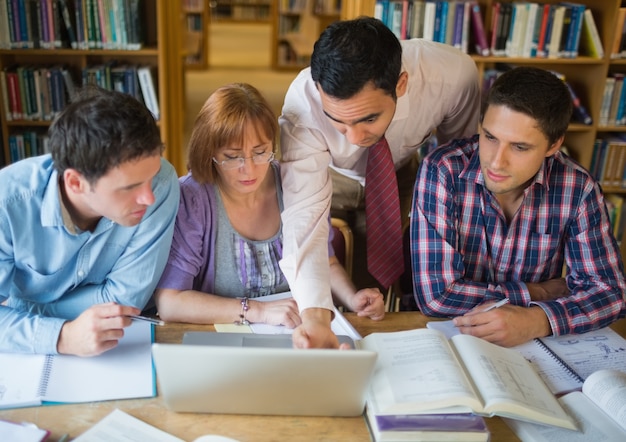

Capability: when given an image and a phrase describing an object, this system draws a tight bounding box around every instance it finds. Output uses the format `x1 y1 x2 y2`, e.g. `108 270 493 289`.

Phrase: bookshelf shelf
343 0 626 262
271 0 341 70
0 0 187 175
211 0 272 23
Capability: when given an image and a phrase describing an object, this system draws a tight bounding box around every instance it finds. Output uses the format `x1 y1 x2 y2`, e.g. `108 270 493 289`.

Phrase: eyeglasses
212 152 275 170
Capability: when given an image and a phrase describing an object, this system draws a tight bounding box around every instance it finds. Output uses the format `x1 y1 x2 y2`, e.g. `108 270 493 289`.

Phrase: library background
2 0 626 264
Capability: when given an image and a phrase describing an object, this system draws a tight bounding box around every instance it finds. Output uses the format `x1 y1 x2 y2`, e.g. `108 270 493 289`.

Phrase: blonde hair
187 83 277 184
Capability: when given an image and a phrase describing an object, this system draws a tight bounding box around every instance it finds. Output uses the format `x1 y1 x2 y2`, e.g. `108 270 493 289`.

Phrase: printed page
504 391 626 441
428 320 585 395
452 334 575 429
0 353 47 409
540 327 626 379
73 409 185 442
42 321 154 403
583 369 626 432
357 328 481 415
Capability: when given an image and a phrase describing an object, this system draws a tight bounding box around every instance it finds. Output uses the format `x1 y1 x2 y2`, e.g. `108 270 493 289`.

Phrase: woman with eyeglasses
153 83 384 327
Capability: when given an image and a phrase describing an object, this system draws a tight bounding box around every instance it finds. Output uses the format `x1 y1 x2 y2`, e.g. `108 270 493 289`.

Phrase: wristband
235 297 250 325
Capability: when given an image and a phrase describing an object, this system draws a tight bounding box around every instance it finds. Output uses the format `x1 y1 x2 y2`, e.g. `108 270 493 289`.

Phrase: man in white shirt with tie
279 17 480 348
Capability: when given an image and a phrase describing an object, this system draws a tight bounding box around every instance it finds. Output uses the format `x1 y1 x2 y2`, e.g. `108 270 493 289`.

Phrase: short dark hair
482 67 573 145
49 86 163 185
187 83 277 184
310 16 402 100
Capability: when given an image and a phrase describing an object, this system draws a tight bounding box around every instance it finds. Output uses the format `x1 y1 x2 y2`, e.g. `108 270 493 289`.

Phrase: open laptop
151 333 377 417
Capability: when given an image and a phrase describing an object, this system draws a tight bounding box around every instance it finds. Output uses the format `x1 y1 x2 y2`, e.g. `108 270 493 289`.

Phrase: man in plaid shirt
411 67 626 347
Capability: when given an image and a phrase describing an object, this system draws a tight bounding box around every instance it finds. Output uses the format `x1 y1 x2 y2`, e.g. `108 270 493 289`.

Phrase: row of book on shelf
600 73 626 127
375 1 603 59
0 0 144 50
590 135 626 240
0 62 159 123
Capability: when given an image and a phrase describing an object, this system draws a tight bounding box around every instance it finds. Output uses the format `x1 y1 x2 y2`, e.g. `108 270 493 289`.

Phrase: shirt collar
41 170 66 229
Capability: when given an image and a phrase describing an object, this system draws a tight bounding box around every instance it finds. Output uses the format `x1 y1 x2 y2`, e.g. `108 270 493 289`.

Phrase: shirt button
78 270 84 277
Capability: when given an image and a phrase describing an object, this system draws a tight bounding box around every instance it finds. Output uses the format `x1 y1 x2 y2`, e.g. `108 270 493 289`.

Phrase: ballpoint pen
482 298 510 312
129 315 165 326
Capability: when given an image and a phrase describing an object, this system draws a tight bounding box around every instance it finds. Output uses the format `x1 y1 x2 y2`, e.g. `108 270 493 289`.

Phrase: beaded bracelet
235 297 250 325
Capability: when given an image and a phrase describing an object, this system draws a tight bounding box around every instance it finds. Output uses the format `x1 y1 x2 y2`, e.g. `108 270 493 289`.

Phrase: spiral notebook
427 320 626 395
0 321 155 409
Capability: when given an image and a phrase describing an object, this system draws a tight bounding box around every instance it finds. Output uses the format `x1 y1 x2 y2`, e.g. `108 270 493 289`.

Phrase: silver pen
482 298 510 312
129 315 165 326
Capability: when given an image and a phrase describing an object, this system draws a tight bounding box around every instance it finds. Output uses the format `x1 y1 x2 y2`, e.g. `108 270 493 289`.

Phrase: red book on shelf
470 2 489 56
536 3 552 58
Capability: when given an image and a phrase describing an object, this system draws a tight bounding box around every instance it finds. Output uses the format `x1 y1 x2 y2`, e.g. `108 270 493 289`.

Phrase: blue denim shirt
0 155 179 354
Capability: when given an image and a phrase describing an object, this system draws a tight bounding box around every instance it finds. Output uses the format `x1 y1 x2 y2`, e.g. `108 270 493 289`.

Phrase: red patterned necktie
365 137 404 288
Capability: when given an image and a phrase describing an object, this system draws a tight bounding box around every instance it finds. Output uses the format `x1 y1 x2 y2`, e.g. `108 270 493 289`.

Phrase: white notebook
0 321 155 409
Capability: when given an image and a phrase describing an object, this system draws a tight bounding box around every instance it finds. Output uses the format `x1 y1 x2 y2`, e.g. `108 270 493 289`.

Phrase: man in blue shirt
0 87 179 355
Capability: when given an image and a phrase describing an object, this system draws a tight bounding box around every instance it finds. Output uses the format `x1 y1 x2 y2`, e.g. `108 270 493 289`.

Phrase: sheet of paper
72 409 185 442
215 292 361 339
0 420 49 442
0 353 47 408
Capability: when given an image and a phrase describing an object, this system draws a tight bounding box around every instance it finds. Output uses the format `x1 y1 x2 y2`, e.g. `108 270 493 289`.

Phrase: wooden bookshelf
183 0 210 69
211 0 272 23
272 0 341 70
342 0 626 263
0 0 186 175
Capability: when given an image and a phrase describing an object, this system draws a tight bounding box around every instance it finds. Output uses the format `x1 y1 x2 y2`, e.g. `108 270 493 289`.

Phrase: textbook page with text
356 328 576 430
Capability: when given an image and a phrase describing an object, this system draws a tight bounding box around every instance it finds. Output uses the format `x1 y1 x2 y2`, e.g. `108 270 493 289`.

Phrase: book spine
8 134 18 162
138 66 159 120
558 5 572 58
496 2 512 56
422 1 435 41
452 1 464 50
470 2 489 57
126 0 141 49
0 69 12 121
6 69 22 120
0 0 10 49
59 0 77 48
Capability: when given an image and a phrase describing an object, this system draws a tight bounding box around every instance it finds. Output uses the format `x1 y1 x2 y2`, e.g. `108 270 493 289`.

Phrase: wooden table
2 313 625 442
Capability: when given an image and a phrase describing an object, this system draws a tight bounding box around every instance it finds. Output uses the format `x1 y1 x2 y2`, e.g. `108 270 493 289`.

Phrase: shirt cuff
291 278 335 313
35 317 67 355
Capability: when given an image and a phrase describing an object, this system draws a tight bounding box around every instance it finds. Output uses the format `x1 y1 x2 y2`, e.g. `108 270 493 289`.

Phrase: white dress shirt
279 39 480 313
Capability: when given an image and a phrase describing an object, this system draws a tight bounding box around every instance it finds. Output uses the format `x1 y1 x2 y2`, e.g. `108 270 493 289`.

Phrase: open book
505 369 626 441
356 328 576 430
0 321 154 409
428 320 626 395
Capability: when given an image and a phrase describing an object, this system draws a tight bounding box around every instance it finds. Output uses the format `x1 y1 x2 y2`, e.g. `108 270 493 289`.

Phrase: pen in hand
482 298 510 312
128 315 165 326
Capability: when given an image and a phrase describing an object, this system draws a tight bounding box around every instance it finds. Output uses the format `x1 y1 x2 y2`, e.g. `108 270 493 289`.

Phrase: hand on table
57 302 139 356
